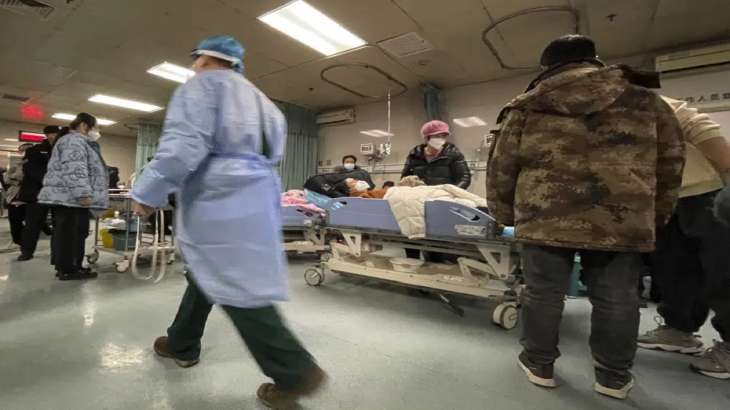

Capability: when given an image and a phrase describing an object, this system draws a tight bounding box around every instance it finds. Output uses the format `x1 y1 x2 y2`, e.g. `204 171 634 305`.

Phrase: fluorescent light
147 62 195 84
89 94 163 113
360 129 393 138
52 112 116 126
3 138 19 142
453 116 487 128
96 118 116 126
258 0 366 56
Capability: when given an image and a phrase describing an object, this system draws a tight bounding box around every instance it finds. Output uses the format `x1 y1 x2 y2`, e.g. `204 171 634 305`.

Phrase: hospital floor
0 227 727 410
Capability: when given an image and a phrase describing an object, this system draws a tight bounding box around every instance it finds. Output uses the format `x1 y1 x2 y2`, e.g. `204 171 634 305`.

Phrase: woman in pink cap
401 120 471 189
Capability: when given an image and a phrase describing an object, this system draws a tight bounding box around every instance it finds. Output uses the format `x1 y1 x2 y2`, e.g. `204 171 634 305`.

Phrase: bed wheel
304 268 324 287
116 259 130 273
87 250 100 265
493 303 519 330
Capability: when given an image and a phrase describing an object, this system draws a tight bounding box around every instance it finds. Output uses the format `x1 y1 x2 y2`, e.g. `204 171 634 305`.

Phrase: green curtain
135 123 161 173
422 83 445 121
275 101 319 190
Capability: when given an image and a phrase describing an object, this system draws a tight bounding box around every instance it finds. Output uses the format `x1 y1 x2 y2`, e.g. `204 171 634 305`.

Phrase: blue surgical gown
131 69 288 308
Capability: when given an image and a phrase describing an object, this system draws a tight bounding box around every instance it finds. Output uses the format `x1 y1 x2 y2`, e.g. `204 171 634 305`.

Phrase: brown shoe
257 365 327 409
153 336 199 368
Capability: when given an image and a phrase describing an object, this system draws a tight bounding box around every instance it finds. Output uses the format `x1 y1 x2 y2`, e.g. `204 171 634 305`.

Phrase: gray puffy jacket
38 132 109 209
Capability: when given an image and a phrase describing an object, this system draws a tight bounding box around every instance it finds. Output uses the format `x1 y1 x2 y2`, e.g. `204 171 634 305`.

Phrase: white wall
318 73 537 197
0 119 137 181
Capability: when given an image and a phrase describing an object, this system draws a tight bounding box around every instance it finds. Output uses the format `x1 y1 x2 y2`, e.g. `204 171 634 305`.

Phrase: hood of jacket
504 65 630 117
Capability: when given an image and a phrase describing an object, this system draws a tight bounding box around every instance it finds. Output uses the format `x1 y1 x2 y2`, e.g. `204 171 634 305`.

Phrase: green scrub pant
166 275 316 390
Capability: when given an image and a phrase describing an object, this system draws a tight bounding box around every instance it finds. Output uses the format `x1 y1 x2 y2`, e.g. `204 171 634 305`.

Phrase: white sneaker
0 241 20 253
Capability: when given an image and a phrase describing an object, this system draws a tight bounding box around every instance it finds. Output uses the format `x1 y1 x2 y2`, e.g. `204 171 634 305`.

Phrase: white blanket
385 185 487 239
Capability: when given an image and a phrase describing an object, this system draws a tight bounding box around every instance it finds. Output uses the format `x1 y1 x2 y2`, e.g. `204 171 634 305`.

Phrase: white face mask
343 163 355 171
354 181 370 191
88 130 102 141
428 137 446 150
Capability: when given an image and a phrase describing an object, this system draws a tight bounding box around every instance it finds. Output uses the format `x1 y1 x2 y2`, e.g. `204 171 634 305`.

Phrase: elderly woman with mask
401 120 471 189
38 113 108 280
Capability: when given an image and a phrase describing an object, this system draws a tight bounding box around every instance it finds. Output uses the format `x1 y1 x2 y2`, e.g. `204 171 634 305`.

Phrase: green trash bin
110 230 135 251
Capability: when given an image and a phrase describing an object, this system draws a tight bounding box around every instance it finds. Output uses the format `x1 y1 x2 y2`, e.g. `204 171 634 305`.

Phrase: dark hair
69 112 97 130
540 34 598 69
52 127 71 144
382 181 395 188
43 125 61 135
342 155 357 164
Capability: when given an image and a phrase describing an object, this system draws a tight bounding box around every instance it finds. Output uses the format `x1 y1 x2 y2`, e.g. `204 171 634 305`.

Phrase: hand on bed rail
133 201 155 217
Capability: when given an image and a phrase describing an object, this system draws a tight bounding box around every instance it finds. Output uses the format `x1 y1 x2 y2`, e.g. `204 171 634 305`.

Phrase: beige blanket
385 185 487 239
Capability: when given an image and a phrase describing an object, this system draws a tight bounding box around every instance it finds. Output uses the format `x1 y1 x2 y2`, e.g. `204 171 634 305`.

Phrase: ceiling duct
0 0 55 19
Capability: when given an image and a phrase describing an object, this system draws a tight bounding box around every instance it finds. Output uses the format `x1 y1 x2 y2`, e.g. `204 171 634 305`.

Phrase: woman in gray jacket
38 113 109 280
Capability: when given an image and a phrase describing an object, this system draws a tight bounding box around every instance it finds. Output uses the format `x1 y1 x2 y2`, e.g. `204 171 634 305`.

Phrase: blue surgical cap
191 35 245 73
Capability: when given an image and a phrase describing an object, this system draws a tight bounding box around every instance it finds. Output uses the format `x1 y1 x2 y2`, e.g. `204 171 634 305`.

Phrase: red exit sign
18 130 46 143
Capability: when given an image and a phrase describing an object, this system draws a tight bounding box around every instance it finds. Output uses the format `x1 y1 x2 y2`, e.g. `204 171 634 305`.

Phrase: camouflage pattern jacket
487 65 685 252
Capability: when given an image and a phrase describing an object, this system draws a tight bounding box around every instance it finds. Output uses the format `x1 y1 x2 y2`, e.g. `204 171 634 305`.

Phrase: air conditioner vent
656 42 730 74
0 0 55 20
378 32 434 58
316 107 356 127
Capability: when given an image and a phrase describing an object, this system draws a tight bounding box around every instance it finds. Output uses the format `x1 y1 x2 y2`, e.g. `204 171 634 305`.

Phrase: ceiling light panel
88 94 163 113
453 116 487 128
53 112 116 126
147 62 195 84
258 0 366 56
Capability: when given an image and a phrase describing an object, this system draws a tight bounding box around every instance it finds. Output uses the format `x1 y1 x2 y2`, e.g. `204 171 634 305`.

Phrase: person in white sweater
638 96 730 380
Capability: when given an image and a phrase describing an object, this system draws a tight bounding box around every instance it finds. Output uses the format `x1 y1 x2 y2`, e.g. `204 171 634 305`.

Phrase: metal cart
88 190 176 282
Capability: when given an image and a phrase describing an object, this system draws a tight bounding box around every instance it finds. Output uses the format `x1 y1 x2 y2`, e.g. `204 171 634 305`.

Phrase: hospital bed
281 206 329 255
301 197 523 330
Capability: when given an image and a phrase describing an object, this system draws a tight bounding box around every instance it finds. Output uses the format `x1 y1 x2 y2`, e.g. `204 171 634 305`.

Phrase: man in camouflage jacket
487 35 685 399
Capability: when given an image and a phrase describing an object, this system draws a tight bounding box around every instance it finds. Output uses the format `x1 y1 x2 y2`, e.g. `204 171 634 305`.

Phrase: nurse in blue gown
131 35 326 408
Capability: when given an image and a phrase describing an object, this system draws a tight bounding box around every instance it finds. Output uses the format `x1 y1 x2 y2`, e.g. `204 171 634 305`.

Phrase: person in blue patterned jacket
38 113 109 280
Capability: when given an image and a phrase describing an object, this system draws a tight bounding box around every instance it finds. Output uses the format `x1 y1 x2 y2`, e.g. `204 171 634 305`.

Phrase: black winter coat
303 166 374 198
17 140 52 203
401 143 471 189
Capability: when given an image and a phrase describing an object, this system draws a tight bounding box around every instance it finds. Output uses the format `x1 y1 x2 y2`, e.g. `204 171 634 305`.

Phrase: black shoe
58 270 98 281
594 366 634 399
17 253 33 261
518 350 557 388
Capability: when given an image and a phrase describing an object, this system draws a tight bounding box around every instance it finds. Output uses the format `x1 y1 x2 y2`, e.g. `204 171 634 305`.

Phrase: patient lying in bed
345 178 392 199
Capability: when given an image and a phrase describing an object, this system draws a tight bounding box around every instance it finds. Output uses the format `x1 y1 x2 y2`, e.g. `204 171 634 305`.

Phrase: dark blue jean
520 245 641 374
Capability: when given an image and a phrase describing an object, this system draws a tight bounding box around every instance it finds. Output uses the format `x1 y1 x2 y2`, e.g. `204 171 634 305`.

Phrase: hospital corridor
0 1 729 409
